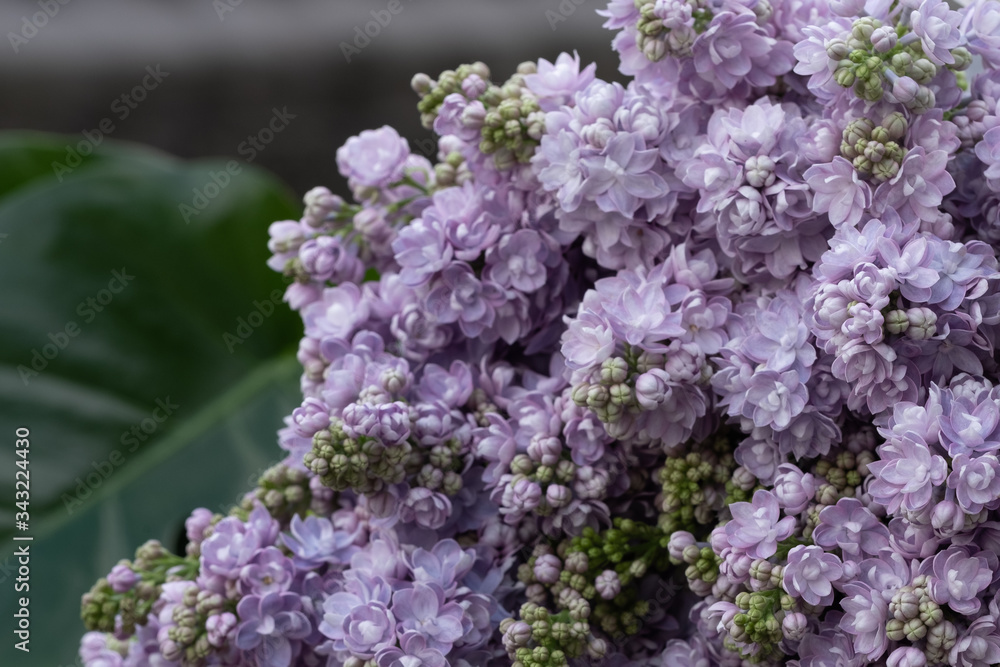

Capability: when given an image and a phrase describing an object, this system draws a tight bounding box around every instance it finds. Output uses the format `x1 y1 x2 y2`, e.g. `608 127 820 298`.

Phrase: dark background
0 0 624 197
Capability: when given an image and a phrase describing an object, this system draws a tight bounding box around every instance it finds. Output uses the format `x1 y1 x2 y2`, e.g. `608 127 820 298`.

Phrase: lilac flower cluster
80 1 1000 666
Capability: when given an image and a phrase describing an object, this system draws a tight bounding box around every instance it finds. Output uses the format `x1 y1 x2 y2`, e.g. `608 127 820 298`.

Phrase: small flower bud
906 307 937 340
782 612 808 641
826 38 851 60
600 356 629 385
870 26 897 52
595 570 621 600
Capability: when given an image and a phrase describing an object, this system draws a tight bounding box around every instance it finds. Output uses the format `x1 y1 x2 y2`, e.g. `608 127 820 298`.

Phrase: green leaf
0 132 305 665
0 356 302 667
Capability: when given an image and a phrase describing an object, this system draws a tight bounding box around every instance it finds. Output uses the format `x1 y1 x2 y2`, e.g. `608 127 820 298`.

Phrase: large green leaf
0 133 305 665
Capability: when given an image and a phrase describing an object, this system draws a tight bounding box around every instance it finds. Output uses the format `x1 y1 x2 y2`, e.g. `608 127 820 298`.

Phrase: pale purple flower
291 398 330 438
320 574 396 657
949 616 1000 667
301 283 370 340
391 583 466 653
407 539 476 593
887 647 927 667
108 564 138 594
743 294 816 375
804 157 872 228
578 132 667 216
336 126 410 189
80 632 124 667
783 545 843 606
399 487 452 530
868 434 949 513
928 546 994 615
474 413 517 488
561 310 615 371
425 262 504 338
690 10 794 93
484 229 555 293
235 593 311 667
964 0 1000 67
533 554 562 585
910 0 963 66
239 547 295 596
393 217 453 287
375 632 448 667
523 51 597 111
744 370 808 430
343 401 411 446
939 387 1000 456
280 515 360 570
773 463 816 514
875 149 955 225
839 583 889 661
813 498 891 558
206 612 237 648
950 453 1000 513
298 236 363 284
724 489 796 558
200 507 279 589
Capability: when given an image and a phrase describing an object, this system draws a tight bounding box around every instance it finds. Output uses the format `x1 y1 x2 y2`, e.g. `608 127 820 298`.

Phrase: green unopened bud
826 38 851 60
950 46 973 71
881 111 907 140
608 383 632 406
871 158 900 182
600 357 630 385
910 58 937 84
586 385 610 409
851 17 881 42
835 65 857 88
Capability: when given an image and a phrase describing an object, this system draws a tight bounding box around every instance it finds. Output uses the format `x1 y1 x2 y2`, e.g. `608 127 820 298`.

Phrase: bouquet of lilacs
77 0 1000 665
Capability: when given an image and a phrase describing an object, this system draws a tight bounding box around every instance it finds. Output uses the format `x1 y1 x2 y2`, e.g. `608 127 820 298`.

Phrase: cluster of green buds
432 149 472 188
501 603 606 667
670 538 723 598
924 619 959 665
725 465 763 505
798 449 876 538
413 61 545 169
411 437 467 497
304 418 411 495
573 351 707 427
885 575 943 643
828 17 971 109
509 518 676 664
82 540 197 635
656 444 735 534
238 463 317 524
840 113 908 183
159 583 236 665
633 0 713 62
725 589 790 662
413 61 491 129
477 63 545 168
468 387 501 427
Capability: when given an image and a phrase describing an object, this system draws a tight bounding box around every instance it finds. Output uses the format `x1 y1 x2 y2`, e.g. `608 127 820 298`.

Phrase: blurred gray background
0 0 624 198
